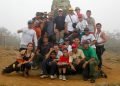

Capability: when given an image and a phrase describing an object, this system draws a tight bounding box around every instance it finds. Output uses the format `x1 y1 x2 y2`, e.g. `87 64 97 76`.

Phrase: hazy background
0 0 120 33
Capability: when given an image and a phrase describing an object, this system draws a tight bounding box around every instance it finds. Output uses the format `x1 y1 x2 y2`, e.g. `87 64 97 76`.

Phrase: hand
76 59 81 65
71 66 76 71
69 52 73 56
50 48 54 52
54 29 58 33
82 61 88 69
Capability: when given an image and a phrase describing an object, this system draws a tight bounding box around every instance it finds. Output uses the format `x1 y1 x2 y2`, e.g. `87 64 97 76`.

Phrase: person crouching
57 49 70 81
2 43 35 77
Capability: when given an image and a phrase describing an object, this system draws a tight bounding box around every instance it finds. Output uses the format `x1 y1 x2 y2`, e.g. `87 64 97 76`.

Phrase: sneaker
40 75 48 78
83 77 88 81
90 78 95 83
50 75 55 79
54 74 57 78
62 75 67 81
40 71 43 75
59 75 62 80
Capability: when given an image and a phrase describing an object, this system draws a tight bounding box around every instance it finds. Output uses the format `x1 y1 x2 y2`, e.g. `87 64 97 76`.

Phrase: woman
57 49 70 81
2 43 34 77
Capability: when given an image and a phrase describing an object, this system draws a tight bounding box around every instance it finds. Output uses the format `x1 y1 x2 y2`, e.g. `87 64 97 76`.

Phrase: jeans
96 45 105 69
41 58 57 75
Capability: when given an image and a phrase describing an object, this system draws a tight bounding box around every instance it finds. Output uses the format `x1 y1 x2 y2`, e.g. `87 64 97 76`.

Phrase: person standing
86 10 96 34
17 20 38 51
54 9 66 43
95 23 107 69
65 7 78 35
76 14 88 39
75 7 85 19
46 12 56 44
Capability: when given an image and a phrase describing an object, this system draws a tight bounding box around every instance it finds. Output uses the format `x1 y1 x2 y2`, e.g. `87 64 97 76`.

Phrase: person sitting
40 48 57 79
2 43 35 77
69 43 85 74
81 41 99 83
57 49 70 81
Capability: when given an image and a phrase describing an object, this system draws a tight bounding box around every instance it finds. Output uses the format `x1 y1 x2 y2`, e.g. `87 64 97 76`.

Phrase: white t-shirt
65 14 78 31
76 20 88 32
81 34 96 48
67 45 72 52
20 27 38 48
56 51 63 59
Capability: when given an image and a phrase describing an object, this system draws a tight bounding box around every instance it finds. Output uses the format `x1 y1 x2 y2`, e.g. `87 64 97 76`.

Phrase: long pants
2 61 31 73
83 61 97 79
96 45 105 69
21 63 31 71
41 58 57 75
32 54 44 67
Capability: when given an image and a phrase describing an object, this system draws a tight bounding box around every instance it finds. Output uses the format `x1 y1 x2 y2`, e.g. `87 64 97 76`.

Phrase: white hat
58 9 63 11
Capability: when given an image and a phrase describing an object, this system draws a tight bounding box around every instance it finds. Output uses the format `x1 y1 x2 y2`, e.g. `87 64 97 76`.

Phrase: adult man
69 44 85 73
81 41 99 83
54 9 65 43
75 7 85 19
81 28 96 49
86 10 96 34
39 36 53 58
95 23 107 69
76 14 88 39
65 7 78 34
46 12 56 44
73 37 81 48
17 20 38 51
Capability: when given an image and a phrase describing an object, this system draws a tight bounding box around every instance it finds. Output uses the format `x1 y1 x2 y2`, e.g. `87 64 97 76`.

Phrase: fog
0 0 120 33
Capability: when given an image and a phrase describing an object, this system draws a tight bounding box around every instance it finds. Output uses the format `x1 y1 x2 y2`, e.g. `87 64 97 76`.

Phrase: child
57 48 69 81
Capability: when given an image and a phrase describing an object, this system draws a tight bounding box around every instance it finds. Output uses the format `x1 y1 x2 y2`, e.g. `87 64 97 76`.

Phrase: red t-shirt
58 55 69 64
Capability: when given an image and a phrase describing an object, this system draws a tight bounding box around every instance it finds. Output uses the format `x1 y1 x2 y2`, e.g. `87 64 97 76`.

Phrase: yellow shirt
69 49 85 63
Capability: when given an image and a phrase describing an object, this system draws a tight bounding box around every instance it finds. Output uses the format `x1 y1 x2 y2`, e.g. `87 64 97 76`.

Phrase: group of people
2 7 108 83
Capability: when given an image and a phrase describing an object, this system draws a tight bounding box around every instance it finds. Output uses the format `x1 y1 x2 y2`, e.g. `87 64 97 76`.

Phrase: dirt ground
0 47 120 86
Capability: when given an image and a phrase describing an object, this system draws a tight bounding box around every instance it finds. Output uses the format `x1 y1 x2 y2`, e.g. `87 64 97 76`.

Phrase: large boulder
51 0 71 17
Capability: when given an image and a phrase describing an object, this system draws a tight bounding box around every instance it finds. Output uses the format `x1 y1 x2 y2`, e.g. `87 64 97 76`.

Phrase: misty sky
0 0 120 33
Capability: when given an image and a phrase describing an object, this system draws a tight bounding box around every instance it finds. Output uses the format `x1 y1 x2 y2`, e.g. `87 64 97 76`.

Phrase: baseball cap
71 43 77 49
58 9 63 11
